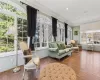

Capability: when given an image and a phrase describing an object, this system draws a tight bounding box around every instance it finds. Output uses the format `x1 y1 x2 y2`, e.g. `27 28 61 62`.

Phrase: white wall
0 49 48 72
80 21 100 32
80 21 100 51
72 26 80 43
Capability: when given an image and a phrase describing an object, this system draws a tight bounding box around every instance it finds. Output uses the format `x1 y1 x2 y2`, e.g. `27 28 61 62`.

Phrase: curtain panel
52 17 57 41
27 5 37 50
65 23 68 45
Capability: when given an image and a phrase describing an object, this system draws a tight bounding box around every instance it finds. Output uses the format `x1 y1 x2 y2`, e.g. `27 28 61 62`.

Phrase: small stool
39 63 76 80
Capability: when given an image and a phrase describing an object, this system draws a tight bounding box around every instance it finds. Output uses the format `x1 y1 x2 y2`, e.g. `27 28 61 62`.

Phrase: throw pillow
24 49 31 64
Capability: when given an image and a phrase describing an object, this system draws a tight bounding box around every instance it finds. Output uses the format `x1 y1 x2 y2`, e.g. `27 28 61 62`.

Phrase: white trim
19 0 70 25
0 50 22 58
36 47 48 51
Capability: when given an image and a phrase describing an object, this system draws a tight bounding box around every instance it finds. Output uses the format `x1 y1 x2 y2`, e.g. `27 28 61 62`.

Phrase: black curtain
52 17 57 41
27 5 37 50
65 23 68 45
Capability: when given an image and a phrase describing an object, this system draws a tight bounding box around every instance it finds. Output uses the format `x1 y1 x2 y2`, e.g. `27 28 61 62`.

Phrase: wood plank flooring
0 50 100 80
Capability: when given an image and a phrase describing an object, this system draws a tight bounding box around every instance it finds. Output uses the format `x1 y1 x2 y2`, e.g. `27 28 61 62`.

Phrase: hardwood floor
1 50 100 80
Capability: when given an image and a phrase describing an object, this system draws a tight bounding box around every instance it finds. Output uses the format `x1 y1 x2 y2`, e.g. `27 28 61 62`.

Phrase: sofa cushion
56 43 60 49
49 42 58 48
60 43 66 49
58 50 66 56
49 48 58 52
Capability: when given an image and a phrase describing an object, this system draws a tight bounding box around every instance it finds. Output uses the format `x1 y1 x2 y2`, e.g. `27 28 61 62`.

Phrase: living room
0 0 100 80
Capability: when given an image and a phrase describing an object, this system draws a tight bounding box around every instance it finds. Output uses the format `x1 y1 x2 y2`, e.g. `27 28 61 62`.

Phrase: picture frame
74 31 78 35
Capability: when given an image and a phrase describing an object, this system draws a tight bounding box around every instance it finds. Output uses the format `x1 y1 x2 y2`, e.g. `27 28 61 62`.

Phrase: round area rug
39 63 76 80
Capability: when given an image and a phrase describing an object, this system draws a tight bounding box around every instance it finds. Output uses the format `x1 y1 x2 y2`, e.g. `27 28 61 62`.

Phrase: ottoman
39 63 76 80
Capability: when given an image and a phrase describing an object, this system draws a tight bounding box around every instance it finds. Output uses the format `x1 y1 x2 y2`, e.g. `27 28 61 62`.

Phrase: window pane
23 25 27 31
48 25 52 42
18 31 22 37
42 43 47 47
17 18 22 24
8 37 14 51
18 25 23 31
23 37 27 42
0 13 14 53
34 22 40 47
23 19 27 25
23 32 27 37
35 13 52 48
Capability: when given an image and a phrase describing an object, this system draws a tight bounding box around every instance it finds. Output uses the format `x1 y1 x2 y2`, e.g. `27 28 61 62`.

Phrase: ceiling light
66 8 68 10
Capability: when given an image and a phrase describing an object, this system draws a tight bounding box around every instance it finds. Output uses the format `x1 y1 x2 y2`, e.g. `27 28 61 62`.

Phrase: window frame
57 21 65 42
34 12 52 49
67 26 72 44
0 2 27 53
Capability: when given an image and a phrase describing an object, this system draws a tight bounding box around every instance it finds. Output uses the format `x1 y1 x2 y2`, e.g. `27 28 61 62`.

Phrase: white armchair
19 41 40 80
70 40 79 52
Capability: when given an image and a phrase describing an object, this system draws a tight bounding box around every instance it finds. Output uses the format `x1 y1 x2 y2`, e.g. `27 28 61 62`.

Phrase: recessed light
66 8 68 10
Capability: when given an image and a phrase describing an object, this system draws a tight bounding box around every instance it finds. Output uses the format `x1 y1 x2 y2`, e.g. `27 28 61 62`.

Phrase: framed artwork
74 31 78 35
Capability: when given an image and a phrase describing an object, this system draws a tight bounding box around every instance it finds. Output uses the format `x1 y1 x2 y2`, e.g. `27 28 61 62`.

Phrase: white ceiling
21 0 100 26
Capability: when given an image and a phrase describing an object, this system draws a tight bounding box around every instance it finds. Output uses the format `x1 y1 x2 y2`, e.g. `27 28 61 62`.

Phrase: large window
81 31 100 44
17 18 27 42
0 13 14 52
67 26 72 43
0 0 73 53
56 21 65 42
34 13 52 48
0 0 27 53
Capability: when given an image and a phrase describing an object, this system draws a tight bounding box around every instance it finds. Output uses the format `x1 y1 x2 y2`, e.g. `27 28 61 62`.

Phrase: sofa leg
70 53 72 56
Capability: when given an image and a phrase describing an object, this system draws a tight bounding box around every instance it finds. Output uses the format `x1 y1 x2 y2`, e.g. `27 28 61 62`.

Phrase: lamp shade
70 40 75 44
6 26 17 35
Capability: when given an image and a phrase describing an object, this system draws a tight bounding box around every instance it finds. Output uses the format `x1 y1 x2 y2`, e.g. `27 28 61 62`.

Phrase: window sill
0 50 23 58
0 47 48 58
81 43 100 45
35 47 48 51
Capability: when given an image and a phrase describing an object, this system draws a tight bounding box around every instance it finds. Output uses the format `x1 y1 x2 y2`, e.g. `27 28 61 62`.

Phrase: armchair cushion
25 59 36 69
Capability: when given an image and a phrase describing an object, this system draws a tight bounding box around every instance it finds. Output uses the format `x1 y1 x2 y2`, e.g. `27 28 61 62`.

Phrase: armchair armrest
49 48 58 52
66 45 72 48
23 55 33 58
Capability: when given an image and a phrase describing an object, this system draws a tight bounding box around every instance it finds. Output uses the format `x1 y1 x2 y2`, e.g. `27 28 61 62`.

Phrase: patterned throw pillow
60 43 66 49
57 43 62 50
49 43 58 48
24 49 31 64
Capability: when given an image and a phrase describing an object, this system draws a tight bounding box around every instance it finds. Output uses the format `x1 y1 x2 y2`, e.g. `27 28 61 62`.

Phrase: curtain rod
20 1 39 11
20 1 27 6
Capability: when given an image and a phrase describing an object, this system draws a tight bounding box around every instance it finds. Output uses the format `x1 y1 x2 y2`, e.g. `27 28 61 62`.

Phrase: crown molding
20 0 74 26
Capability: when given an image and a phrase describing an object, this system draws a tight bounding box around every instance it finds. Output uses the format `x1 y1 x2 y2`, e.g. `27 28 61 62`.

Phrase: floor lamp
6 26 20 73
